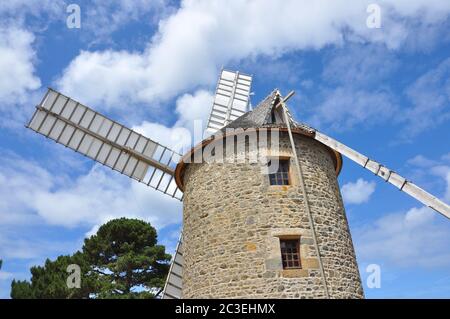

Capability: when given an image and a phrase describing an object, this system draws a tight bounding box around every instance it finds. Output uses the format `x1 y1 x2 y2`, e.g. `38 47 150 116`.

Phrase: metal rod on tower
278 91 330 298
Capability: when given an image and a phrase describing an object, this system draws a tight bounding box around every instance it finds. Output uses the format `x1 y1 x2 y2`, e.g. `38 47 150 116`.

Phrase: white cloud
406 154 450 203
0 26 40 105
355 206 450 268
407 154 439 168
402 58 450 138
132 89 214 153
55 0 450 110
0 271 13 281
0 151 182 231
0 0 64 26
0 151 54 226
308 87 397 131
303 43 401 131
0 1 171 44
430 166 450 203
83 0 173 42
446 174 450 203
442 153 450 162
57 50 149 111
0 232 80 260
174 89 213 129
354 155 450 268
321 45 399 87
342 178 376 204
132 121 191 154
33 165 182 229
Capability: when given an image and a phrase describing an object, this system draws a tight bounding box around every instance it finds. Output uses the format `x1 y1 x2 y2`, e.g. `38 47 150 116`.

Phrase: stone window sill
281 269 309 278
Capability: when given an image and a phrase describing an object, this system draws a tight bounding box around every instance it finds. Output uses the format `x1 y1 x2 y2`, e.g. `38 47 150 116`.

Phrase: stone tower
174 91 364 298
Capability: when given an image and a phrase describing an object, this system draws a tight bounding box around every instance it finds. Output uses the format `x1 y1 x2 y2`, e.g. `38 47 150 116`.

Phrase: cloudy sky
1 0 450 298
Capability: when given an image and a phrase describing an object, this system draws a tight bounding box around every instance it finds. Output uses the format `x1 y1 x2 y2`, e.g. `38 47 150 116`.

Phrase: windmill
26 69 450 299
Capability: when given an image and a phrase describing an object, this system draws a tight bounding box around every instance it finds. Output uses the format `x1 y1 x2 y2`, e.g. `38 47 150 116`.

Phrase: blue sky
1 0 450 299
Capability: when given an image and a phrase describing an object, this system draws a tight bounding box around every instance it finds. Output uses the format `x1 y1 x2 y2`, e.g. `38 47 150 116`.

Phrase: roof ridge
219 88 314 135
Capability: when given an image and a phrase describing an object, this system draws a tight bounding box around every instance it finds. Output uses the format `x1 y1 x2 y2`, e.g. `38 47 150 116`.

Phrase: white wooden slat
105 148 121 167
217 88 232 97
68 130 84 149
28 109 46 131
205 69 253 136
162 235 183 299
94 143 109 162
60 100 77 118
238 73 252 82
51 95 69 115
174 188 184 199
235 88 250 97
134 136 148 153
174 250 183 265
222 70 236 81
132 161 148 181
126 132 140 148
116 128 131 146
123 157 138 176
377 166 391 181
171 263 183 278
107 123 121 141
41 90 58 109
164 283 181 298
314 131 368 167
86 138 103 159
78 135 94 154
168 274 182 288
148 169 164 188
114 152 130 172
142 140 157 158
236 83 250 91
388 171 406 189
97 118 113 137
70 104 86 123
48 119 65 140
89 114 104 133
40 116 57 136
58 125 75 145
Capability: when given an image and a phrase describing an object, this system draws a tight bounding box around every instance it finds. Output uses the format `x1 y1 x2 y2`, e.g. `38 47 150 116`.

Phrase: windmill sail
314 131 450 219
204 69 252 136
27 88 183 200
162 235 183 299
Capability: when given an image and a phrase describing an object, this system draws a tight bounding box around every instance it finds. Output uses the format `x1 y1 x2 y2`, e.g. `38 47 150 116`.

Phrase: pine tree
10 218 170 299
11 252 94 299
83 218 171 298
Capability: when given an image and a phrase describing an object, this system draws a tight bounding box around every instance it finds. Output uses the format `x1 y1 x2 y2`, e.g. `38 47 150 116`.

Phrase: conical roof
221 89 315 135
175 89 342 190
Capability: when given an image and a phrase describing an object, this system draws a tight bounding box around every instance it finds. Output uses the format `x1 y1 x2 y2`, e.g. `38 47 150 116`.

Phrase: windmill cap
174 91 342 191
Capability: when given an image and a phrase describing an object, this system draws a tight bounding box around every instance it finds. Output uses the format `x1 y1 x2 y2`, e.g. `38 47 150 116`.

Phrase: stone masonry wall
181 132 364 298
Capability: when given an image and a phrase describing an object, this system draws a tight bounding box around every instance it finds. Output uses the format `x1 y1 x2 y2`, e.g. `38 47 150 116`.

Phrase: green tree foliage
83 218 171 298
10 280 34 299
10 218 171 299
11 252 93 299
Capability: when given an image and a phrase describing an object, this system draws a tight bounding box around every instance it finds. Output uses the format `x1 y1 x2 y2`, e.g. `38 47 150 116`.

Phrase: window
280 239 301 269
269 159 290 185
